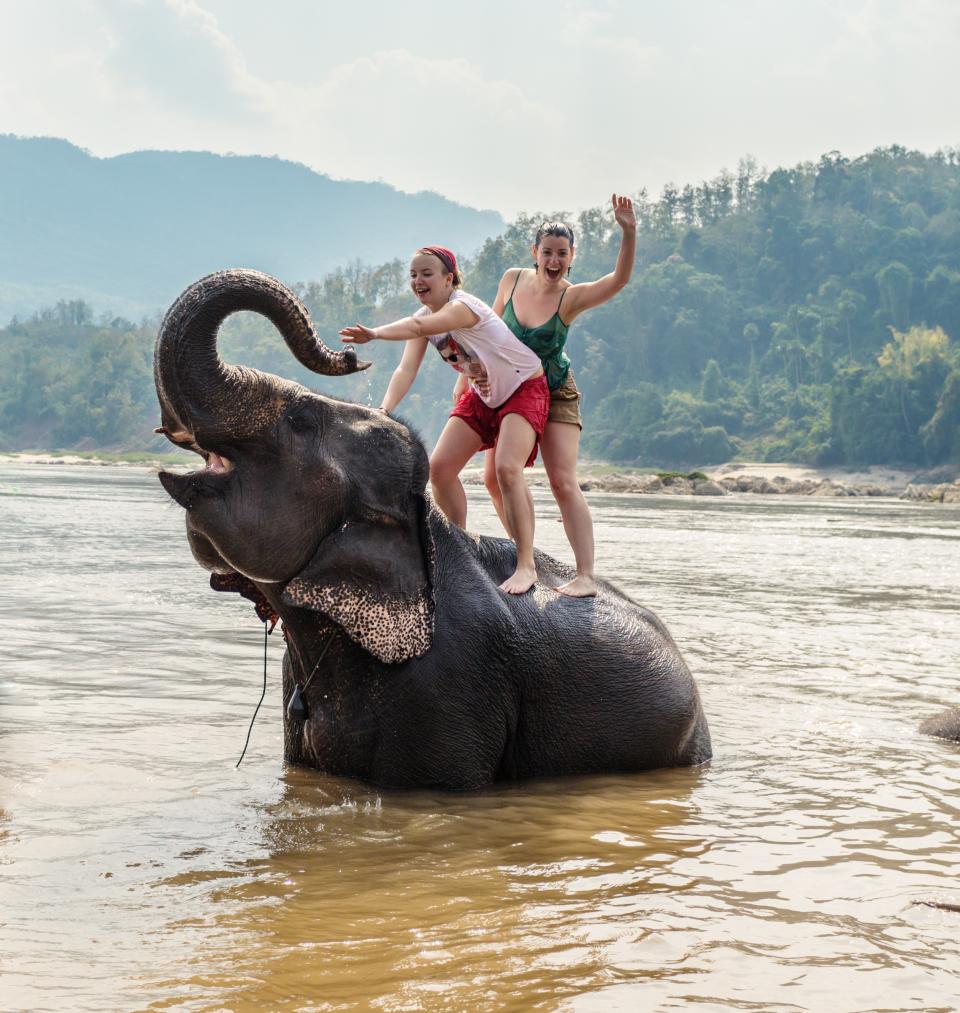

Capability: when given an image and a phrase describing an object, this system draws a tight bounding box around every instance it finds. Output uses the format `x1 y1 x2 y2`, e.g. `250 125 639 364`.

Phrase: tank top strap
556 286 568 320
508 269 524 301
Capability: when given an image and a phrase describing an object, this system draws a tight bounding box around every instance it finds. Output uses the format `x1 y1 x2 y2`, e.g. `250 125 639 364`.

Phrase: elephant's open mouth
156 425 233 476
157 427 235 478
198 449 233 475
158 442 236 510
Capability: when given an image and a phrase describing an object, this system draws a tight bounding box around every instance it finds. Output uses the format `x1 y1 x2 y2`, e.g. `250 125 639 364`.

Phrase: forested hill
466 146 959 470
2 145 959 471
0 135 503 321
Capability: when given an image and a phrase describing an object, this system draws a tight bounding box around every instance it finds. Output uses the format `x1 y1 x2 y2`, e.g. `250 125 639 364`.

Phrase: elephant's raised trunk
154 269 370 442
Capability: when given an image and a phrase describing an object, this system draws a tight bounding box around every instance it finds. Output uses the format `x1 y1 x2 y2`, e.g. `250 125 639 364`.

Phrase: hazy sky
1 0 957 217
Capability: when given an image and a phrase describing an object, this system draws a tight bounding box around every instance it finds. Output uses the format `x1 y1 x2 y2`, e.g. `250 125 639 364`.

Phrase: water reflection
1 463 959 1012
148 768 705 1012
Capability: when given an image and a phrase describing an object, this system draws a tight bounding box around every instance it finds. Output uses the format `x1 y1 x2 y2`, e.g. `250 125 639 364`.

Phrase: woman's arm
340 300 477 344
562 194 637 322
452 371 469 404
380 337 429 413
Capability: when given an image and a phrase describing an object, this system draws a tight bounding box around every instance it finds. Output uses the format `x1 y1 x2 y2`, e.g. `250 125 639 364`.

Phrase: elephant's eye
286 412 316 433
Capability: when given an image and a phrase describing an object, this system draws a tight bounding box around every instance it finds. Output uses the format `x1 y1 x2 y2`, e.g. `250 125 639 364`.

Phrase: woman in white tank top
340 246 549 595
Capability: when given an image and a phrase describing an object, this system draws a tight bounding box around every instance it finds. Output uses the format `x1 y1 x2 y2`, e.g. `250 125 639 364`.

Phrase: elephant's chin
186 528 234 574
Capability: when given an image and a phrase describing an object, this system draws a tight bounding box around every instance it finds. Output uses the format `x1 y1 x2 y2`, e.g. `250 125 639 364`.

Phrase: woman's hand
612 193 636 232
339 324 377 344
452 372 468 405
463 360 491 398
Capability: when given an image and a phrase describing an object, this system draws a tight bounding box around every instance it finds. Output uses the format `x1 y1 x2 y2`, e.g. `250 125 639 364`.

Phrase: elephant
154 269 712 790
920 708 960 742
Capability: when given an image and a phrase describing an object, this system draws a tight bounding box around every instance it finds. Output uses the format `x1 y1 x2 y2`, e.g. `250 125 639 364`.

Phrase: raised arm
562 194 636 322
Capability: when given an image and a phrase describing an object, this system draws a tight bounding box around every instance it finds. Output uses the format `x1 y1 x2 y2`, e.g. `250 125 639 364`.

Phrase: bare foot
499 565 537 595
554 575 598 598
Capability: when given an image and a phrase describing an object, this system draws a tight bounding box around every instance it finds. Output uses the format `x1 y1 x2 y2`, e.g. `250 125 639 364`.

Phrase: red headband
421 245 458 275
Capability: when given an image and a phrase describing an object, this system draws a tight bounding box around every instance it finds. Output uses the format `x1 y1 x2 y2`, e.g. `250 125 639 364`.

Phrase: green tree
700 359 723 401
875 261 913 329
921 371 960 462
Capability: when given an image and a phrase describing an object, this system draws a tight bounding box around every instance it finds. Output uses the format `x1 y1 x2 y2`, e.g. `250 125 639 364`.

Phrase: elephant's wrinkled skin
155 270 712 789
920 708 960 742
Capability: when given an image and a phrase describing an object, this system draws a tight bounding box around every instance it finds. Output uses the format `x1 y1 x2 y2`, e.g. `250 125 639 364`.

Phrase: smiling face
533 234 575 283
409 253 454 309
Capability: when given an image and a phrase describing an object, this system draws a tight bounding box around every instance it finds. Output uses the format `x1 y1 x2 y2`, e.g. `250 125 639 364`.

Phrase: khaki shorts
548 369 583 428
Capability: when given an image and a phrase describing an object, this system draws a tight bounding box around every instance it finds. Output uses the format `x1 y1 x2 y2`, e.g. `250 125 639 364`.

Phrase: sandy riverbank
0 451 177 468
4 451 959 501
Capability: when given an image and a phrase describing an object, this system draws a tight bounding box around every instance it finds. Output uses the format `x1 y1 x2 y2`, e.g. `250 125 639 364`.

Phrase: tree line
1 144 959 469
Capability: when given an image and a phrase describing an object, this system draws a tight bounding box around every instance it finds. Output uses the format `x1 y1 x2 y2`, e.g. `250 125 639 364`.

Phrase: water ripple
1 465 958 1012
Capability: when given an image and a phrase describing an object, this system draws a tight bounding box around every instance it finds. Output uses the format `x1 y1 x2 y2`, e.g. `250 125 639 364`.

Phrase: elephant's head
154 269 435 664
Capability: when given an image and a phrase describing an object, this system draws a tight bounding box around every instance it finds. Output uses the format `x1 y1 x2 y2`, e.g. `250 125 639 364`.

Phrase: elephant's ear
281 502 435 664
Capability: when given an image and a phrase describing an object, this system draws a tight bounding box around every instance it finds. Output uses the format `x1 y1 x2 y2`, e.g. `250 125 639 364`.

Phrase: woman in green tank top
459 194 636 597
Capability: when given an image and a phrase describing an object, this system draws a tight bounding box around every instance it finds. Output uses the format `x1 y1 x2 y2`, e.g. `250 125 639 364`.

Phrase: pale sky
1 0 957 217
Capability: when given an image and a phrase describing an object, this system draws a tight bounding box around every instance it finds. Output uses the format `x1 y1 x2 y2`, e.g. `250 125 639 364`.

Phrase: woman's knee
495 459 524 492
548 472 581 504
430 452 460 485
483 469 501 498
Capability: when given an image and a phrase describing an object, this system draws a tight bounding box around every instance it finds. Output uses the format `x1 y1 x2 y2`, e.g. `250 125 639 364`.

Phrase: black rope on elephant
286 631 335 723
236 619 270 769
236 625 336 767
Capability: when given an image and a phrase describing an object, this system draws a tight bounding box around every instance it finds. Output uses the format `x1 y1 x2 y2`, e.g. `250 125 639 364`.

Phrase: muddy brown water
1 462 958 1012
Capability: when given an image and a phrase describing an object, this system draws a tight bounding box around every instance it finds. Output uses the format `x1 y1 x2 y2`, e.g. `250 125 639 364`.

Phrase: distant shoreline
4 450 958 502
0 450 183 468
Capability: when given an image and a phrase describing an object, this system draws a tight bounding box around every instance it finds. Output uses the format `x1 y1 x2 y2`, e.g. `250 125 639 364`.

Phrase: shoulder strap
508 269 523 301
553 285 574 328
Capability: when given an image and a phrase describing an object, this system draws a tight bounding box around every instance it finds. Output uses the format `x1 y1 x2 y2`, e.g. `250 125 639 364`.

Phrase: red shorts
450 374 550 467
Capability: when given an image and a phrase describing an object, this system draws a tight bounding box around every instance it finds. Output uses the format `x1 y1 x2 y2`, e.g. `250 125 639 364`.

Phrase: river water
1 461 958 1012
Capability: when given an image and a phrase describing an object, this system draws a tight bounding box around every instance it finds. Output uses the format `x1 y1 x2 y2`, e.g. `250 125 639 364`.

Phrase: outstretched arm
562 194 636 322
340 300 478 344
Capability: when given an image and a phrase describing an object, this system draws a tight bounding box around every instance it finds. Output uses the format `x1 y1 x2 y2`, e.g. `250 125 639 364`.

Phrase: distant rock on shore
461 461 960 502
577 473 895 498
900 481 960 503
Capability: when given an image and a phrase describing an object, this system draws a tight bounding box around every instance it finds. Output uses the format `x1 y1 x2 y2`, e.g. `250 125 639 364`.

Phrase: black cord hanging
286 632 335 723
236 619 270 768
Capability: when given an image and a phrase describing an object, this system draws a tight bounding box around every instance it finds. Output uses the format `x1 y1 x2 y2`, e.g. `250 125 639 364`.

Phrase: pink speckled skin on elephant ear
283 578 434 664
281 510 437 665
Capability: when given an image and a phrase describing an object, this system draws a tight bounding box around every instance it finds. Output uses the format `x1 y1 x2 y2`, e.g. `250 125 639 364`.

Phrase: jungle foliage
2 145 959 468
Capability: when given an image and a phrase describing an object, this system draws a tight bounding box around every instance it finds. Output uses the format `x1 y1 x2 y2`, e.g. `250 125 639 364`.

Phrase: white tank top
414 290 542 408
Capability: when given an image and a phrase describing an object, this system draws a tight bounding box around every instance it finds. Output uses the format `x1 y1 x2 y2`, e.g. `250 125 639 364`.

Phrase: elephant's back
504 579 710 775
434 526 712 775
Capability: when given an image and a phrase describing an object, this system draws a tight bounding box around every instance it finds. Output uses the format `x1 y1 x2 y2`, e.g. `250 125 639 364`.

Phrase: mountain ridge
0 134 503 322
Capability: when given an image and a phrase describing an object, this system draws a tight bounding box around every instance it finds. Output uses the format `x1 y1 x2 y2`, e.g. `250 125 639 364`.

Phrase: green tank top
501 270 571 391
